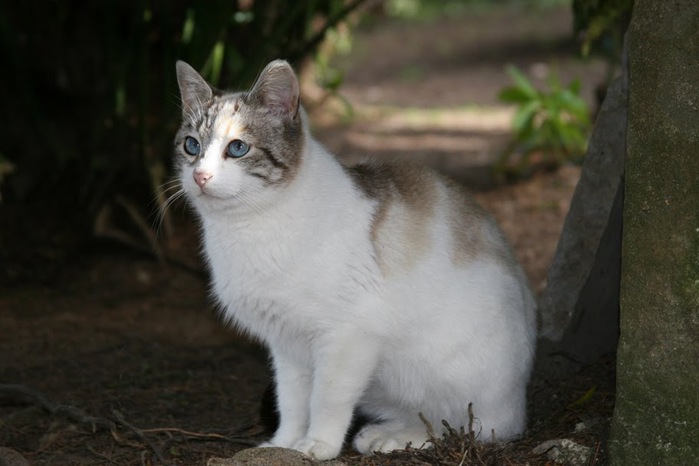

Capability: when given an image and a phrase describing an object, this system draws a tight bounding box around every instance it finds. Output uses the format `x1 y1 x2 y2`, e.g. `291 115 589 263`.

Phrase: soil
0 5 616 465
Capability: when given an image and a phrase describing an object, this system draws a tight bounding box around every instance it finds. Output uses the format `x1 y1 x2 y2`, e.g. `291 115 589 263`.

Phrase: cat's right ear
248 60 300 120
175 61 213 118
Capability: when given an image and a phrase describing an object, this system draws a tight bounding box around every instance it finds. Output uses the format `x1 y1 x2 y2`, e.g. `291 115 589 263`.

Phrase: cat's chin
190 193 261 216
187 188 234 205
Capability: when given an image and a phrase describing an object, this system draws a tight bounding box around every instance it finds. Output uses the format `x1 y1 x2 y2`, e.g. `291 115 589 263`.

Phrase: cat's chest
200 228 304 337
200 212 374 322
203 222 300 297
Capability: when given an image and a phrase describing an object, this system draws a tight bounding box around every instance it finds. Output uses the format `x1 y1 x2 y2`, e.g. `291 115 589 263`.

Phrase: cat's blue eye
184 136 201 156
226 139 250 158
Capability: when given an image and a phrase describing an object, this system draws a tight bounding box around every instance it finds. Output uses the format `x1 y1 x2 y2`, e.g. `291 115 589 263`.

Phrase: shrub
496 65 591 175
0 0 365 221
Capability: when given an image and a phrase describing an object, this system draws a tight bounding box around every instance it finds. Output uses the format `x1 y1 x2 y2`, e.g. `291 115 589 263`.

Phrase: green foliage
313 40 355 122
384 0 571 21
314 24 353 94
497 66 591 174
0 0 365 224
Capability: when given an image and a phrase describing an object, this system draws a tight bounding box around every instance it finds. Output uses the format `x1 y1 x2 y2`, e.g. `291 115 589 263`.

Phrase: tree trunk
609 0 699 463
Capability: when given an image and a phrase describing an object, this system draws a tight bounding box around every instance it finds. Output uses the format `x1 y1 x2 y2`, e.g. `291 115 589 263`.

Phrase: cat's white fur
175 60 537 460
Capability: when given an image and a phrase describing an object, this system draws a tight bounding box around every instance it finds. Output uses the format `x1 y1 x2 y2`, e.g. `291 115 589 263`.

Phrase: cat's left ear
249 60 300 120
175 61 213 118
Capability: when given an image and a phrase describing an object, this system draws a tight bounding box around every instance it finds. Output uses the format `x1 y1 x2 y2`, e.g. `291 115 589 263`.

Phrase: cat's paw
292 437 341 460
354 423 429 454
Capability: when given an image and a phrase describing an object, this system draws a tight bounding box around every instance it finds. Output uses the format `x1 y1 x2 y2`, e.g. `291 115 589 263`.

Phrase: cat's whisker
160 183 184 196
154 176 185 222
154 186 187 239
160 187 185 214
236 189 273 217
161 189 185 213
151 178 184 211
161 176 182 186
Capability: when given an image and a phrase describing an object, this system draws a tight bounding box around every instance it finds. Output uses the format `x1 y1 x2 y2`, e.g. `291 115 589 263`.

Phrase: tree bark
609 0 699 463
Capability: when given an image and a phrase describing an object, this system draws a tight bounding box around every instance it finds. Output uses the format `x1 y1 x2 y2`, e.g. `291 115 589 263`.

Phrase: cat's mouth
190 185 220 199
190 185 235 203
197 190 223 200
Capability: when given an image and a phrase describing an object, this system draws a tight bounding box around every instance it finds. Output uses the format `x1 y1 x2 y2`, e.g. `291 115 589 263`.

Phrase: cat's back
344 158 535 375
344 159 518 277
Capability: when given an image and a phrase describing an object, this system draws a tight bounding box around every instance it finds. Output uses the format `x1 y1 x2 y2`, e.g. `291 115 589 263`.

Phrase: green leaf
499 86 534 104
512 100 541 135
569 78 582 95
498 65 591 175
321 69 344 91
506 65 538 100
571 386 597 406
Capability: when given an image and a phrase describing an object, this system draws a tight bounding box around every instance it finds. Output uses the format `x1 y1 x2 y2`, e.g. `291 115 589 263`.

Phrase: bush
496 65 591 175
0 1 365 220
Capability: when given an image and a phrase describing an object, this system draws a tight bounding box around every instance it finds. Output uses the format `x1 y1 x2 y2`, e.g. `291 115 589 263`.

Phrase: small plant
497 65 591 175
312 24 355 121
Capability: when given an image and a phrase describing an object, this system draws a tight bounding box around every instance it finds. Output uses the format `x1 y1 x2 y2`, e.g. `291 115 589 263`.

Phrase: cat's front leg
292 333 380 460
261 348 312 448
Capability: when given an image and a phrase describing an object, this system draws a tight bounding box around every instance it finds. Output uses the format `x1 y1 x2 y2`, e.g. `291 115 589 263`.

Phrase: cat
173 59 537 460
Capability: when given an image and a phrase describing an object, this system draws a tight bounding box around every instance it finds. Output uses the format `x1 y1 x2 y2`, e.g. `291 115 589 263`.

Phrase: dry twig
1 383 258 463
113 409 166 464
0 383 116 433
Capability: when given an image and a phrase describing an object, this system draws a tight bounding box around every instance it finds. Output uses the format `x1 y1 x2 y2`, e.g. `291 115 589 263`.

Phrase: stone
207 447 348 466
0 448 30 466
531 439 592 465
537 39 628 364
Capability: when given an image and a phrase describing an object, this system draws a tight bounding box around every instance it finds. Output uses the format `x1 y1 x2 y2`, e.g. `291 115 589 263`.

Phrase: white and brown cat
173 59 536 460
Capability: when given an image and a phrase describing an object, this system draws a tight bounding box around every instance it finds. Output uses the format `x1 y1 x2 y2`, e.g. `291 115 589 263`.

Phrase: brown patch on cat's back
389 163 438 217
444 178 516 269
344 161 391 246
346 160 438 274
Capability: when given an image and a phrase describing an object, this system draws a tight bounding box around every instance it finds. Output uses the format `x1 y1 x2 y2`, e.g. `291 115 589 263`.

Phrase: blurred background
0 1 630 464
0 0 629 287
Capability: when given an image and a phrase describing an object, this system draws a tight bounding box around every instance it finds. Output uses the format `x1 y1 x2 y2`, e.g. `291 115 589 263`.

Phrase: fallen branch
0 383 116 433
0 383 259 462
140 426 257 446
113 409 166 464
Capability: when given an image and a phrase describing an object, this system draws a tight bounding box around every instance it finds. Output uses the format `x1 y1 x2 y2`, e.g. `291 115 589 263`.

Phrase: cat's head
174 59 304 214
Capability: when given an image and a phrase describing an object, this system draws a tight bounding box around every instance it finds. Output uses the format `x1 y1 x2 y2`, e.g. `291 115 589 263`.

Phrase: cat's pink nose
193 170 212 188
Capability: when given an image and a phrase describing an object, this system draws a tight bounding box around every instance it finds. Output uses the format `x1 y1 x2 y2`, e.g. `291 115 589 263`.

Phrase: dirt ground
1 5 616 465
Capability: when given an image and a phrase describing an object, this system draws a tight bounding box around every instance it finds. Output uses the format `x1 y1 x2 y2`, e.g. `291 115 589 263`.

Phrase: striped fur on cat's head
174 60 304 213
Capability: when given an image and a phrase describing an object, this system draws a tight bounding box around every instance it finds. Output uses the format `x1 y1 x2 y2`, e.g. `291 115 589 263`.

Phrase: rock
207 447 348 466
532 439 592 466
537 38 628 366
0 447 30 466
573 416 603 433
